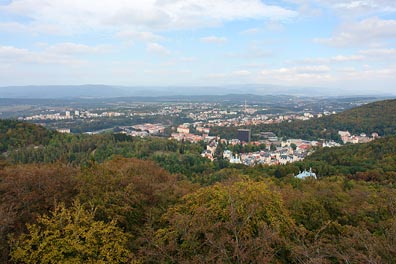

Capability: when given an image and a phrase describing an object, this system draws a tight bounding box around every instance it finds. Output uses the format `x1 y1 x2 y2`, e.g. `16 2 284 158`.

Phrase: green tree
270 143 277 151
10 202 133 264
290 143 297 151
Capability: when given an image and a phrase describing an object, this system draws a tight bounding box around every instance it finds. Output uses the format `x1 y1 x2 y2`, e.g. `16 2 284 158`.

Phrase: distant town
7 96 380 167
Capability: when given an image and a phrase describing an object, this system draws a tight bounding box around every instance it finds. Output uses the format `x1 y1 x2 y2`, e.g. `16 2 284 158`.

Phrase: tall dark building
237 129 251 142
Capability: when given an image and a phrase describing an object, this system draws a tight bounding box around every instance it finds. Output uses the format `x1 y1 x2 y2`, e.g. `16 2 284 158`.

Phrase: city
3 95 381 168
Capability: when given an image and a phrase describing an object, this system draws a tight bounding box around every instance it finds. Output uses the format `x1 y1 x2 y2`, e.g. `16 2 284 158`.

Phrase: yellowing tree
148 181 296 263
10 201 133 264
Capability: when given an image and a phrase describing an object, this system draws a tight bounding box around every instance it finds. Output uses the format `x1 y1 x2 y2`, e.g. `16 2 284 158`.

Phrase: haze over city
0 0 396 95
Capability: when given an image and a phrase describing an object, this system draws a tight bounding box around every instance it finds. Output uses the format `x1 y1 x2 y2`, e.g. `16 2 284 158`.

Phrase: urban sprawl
19 102 379 167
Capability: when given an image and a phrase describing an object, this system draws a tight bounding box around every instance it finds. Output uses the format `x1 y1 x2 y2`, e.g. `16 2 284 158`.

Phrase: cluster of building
222 138 318 166
22 111 74 121
170 124 213 143
21 110 124 121
193 111 330 129
322 141 341 147
201 140 218 161
199 128 379 168
120 123 166 137
197 128 319 166
338 131 379 144
171 133 205 143
20 101 339 139
188 109 237 121
178 102 336 129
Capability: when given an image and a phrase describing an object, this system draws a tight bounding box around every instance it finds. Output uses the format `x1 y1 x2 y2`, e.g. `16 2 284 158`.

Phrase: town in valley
1 95 382 169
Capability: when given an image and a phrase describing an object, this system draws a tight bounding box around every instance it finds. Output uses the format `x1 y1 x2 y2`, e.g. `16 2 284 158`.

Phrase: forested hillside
1 119 396 183
303 136 396 181
0 120 57 152
1 110 396 262
211 99 396 141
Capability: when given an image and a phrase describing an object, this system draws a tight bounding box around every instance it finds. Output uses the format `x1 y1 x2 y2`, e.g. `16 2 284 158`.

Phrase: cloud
0 46 31 62
45 43 112 54
359 48 396 57
225 44 272 59
296 54 364 64
232 70 251 76
294 65 331 73
0 22 31 32
331 55 364 62
240 28 260 35
334 67 396 81
0 43 109 65
315 17 396 47
0 0 297 34
265 21 285 31
206 73 228 79
240 23 284 34
146 42 170 55
331 0 396 14
200 36 228 44
179 57 197 62
116 30 165 43
0 21 60 35
334 1 376 10
288 0 396 17
257 60 396 92
260 65 332 83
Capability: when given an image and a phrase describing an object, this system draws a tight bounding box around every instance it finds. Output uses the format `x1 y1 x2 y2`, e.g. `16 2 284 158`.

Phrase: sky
0 0 395 94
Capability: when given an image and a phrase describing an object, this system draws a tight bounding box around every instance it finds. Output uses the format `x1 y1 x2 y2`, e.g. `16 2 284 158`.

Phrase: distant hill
211 99 396 140
0 84 321 98
2 84 394 99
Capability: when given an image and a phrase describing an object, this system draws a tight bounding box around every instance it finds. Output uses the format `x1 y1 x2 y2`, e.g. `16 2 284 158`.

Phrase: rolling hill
211 99 396 141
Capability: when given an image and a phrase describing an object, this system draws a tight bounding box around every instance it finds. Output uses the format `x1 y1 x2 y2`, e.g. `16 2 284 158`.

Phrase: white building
295 168 317 179
57 128 71 133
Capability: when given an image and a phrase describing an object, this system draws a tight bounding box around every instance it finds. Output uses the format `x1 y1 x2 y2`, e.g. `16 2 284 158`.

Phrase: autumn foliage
1 112 396 263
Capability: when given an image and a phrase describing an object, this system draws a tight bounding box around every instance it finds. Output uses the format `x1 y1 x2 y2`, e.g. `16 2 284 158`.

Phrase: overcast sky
0 0 395 94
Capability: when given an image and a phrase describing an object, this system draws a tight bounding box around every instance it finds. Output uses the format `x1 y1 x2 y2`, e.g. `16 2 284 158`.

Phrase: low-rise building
295 168 317 179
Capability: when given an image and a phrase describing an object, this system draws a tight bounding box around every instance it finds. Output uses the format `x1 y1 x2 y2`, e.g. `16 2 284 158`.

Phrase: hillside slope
211 99 396 140
0 120 58 152
302 136 396 182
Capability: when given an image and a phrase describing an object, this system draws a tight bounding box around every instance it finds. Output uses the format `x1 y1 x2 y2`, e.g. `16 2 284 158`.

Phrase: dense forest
2 158 396 263
0 120 57 152
1 99 396 263
210 99 396 141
